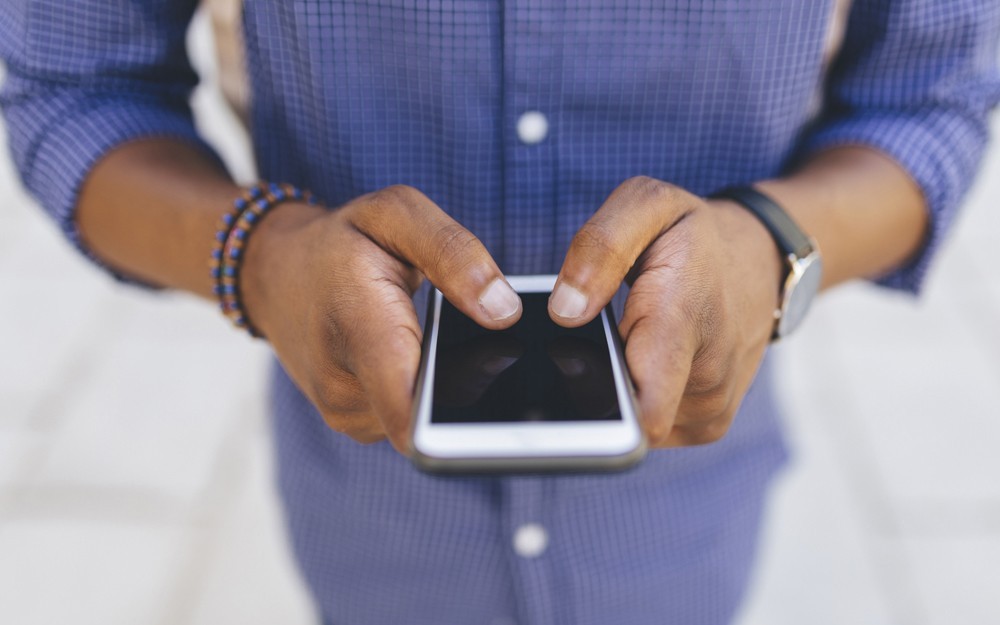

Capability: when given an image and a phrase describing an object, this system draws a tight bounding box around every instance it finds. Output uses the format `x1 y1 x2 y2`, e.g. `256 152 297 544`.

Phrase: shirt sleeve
0 0 221 276
798 0 1000 293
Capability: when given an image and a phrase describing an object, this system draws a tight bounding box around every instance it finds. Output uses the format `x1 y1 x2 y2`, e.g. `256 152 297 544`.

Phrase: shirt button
512 523 548 558
516 111 549 144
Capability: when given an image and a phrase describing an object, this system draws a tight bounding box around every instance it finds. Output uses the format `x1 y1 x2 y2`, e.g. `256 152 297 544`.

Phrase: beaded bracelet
209 184 264 301
210 182 316 337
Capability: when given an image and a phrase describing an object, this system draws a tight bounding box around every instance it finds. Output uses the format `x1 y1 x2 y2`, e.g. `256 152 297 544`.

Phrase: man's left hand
549 176 783 447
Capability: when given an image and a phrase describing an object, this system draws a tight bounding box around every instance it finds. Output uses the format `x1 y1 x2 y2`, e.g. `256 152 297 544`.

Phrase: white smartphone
410 275 646 474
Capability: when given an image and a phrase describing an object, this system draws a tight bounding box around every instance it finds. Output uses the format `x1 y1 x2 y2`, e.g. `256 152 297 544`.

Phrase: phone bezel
409 275 646 473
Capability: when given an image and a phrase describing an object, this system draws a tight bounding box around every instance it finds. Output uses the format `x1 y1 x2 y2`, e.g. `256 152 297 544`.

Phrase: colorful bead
210 182 316 338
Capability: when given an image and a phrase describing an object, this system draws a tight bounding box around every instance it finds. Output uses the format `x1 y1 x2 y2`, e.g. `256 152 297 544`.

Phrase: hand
240 185 521 452
549 176 782 446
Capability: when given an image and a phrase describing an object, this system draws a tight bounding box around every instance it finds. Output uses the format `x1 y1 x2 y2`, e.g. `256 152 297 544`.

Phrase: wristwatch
711 186 823 341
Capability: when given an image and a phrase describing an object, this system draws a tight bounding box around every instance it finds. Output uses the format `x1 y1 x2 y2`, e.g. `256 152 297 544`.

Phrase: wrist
238 200 328 339
709 186 824 340
706 198 784 337
708 197 783 278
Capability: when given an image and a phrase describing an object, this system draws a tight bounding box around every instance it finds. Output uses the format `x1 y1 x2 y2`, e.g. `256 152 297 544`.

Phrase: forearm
76 138 244 297
756 146 928 290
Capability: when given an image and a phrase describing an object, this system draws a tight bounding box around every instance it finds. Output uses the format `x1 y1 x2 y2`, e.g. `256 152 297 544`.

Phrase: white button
516 111 549 144
512 523 548 558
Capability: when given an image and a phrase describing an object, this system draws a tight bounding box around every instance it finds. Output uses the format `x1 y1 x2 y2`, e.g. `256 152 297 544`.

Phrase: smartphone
410 275 646 474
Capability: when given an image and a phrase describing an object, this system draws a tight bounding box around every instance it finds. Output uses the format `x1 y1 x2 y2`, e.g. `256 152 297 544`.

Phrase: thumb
349 185 522 330
550 176 698 327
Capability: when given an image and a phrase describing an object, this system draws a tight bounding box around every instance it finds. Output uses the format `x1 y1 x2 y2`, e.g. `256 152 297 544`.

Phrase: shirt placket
500 0 562 276
502 475 557 625
499 5 562 622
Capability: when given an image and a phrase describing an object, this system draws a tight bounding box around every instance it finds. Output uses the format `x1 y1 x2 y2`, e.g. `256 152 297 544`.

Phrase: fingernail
479 278 521 321
550 283 588 319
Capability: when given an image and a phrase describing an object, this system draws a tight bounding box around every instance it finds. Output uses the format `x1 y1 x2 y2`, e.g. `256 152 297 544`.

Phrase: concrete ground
1 12 998 625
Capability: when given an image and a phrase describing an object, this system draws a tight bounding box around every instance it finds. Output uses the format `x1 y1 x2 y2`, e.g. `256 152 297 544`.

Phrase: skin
77 139 925 451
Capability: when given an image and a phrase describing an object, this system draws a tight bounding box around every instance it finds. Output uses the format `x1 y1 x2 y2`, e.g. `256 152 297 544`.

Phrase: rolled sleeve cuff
798 107 987 294
26 97 222 285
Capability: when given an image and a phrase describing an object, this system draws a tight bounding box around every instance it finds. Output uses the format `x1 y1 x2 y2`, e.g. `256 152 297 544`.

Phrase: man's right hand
240 185 521 453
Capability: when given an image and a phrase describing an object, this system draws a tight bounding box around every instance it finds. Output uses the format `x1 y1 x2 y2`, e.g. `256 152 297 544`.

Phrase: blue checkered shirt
2 2 999 623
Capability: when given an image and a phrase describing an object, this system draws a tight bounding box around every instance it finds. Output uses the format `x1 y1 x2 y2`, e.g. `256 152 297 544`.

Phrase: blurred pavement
0 12 998 625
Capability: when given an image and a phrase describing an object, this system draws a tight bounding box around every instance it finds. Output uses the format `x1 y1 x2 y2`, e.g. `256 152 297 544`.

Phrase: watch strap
710 186 813 259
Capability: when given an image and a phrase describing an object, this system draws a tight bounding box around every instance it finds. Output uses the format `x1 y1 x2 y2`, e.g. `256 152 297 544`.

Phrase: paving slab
187 435 318 625
0 520 188 625
904 535 1000 625
30 309 268 514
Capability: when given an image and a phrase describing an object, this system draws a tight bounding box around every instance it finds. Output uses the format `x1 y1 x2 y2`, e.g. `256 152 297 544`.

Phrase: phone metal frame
409 275 647 474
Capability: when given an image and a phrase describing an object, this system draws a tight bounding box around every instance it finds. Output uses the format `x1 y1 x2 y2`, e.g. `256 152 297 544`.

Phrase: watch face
777 251 823 338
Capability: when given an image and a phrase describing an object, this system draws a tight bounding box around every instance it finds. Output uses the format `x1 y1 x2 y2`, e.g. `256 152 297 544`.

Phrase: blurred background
0 9 998 625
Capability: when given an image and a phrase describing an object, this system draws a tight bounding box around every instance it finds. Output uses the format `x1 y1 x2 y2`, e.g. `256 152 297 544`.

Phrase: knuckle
691 420 730 445
624 175 697 212
311 382 341 415
382 323 422 360
670 423 718 447
682 376 733 421
673 392 733 445
698 393 731 421
644 419 674 446
430 222 484 274
573 221 617 252
355 432 388 445
363 185 422 224
570 221 630 274
624 175 659 192
313 372 366 415
687 326 739 395
346 420 387 444
379 184 423 206
318 405 380 440
688 356 728 397
318 409 352 434
627 175 672 199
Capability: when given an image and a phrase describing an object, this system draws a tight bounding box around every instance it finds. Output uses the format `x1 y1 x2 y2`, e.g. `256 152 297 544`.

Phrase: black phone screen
431 292 622 423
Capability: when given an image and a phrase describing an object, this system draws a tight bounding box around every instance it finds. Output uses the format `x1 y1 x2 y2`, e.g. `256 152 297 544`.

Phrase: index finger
340 279 425 453
618 280 698 446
